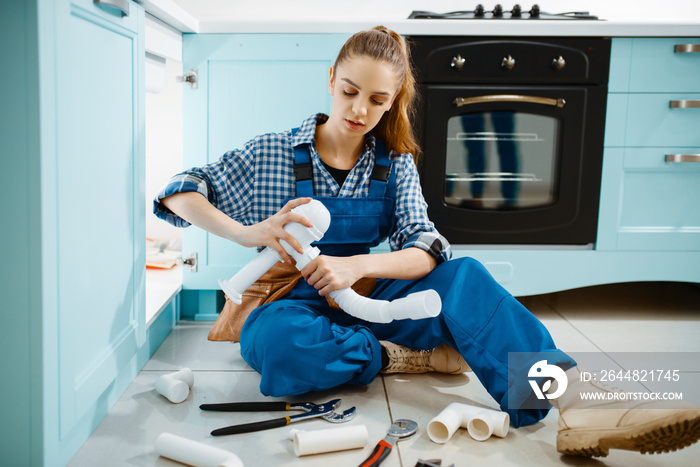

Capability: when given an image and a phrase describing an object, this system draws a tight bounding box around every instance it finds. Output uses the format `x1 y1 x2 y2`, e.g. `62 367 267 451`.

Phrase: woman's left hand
300 255 363 296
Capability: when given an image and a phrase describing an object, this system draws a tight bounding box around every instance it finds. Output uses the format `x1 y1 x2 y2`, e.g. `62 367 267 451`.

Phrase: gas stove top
409 4 599 20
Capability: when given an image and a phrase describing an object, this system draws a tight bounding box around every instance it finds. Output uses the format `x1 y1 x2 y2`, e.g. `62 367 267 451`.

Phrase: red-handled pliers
358 419 418 466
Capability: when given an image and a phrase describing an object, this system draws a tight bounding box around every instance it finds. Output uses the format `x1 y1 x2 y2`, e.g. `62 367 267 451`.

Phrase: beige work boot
380 341 470 374
550 367 700 457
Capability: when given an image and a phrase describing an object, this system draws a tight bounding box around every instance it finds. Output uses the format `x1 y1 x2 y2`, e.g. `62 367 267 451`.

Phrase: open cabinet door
180 33 350 299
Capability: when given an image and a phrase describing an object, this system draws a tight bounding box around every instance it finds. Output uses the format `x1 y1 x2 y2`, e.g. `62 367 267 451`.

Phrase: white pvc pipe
154 433 244 467
289 425 369 457
427 403 509 443
218 199 442 323
155 368 194 404
218 200 330 304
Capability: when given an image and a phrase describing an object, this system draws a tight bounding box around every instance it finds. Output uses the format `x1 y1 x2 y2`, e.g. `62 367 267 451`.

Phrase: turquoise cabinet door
628 38 700 92
49 0 145 447
602 38 700 252
181 34 350 289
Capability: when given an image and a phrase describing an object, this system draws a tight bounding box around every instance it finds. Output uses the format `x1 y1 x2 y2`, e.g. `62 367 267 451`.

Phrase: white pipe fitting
155 368 194 404
155 433 244 467
219 200 330 304
328 288 441 324
427 403 509 443
218 199 442 323
289 425 368 457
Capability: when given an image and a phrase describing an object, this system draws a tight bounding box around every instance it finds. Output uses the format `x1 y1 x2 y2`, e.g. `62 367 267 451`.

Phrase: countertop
141 0 700 36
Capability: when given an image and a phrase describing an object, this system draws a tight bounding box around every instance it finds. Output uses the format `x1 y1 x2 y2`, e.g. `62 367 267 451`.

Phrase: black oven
410 36 611 245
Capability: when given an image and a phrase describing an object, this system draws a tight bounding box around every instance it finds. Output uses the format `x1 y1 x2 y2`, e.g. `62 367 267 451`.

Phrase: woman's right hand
231 197 314 264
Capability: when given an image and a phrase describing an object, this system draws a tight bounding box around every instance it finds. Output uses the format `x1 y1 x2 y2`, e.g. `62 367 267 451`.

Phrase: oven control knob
512 4 523 17
551 55 566 71
501 54 516 71
529 4 540 17
475 4 486 17
493 4 504 17
451 54 466 71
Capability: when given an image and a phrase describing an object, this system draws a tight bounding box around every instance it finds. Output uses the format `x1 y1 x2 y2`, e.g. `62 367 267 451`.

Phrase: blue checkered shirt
154 114 451 263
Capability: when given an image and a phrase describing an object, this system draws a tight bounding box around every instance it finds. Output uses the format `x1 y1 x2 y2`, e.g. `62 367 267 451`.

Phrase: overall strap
368 139 394 198
291 128 395 199
291 127 314 197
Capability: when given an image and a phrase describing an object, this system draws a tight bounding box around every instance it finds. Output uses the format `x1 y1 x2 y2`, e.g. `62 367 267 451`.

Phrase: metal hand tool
358 419 418 467
200 399 356 436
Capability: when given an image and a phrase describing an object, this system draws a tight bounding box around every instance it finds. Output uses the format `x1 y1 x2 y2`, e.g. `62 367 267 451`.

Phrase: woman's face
327 55 398 138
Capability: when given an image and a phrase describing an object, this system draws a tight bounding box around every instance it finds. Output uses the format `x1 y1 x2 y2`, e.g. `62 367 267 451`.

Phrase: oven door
421 85 606 245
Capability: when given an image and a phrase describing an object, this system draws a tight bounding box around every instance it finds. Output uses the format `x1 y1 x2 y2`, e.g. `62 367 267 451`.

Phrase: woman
155 27 699 457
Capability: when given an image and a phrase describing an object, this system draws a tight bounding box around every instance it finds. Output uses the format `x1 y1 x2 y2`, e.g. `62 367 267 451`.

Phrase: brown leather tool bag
208 261 378 342
208 261 302 342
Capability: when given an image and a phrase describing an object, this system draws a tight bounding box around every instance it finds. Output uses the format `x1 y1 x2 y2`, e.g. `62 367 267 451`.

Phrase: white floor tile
541 283 700 354
71 283 700 466
143 322 250 371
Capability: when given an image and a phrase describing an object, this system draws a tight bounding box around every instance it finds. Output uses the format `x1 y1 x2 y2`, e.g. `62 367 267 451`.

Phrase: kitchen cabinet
178 33 350 316
601 38 700 251
1 1 172 465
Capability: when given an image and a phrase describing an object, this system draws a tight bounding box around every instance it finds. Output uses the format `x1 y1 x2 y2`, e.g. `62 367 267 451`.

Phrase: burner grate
408 4 598 20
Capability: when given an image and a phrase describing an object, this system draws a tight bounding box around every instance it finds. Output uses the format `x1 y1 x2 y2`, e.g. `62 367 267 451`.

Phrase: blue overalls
240 136 575 428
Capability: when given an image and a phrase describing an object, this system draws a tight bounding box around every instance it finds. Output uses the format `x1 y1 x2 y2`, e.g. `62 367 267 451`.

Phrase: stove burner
409 4 598 20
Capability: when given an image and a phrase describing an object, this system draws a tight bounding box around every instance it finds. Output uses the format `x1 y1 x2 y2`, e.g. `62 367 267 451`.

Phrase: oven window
445 111 559 210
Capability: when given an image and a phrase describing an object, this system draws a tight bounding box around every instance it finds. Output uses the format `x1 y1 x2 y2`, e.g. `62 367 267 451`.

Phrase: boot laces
387 346 432 371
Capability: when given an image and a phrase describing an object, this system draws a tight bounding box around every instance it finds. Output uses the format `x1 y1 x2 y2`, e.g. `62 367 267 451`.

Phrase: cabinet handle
674 44 700 53
454 94 566 108
94 0 129 17
670 100 700 109
665 154 700 163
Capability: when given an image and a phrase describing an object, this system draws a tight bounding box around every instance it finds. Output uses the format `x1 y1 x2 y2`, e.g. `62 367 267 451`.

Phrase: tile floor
69 282 700 467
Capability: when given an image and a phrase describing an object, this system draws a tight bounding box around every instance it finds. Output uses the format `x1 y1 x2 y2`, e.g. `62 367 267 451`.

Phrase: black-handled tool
200 399 356 436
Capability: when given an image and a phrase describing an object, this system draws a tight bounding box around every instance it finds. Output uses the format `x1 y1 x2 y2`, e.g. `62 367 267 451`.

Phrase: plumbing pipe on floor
289 425 368 456
427 402 509 443
154 433 244 467
155 368 194 404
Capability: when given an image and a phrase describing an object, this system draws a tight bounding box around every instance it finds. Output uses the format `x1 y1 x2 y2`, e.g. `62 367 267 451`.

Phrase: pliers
200 399 356 436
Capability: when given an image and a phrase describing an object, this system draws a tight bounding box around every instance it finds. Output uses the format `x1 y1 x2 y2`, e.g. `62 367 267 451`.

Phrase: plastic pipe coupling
155 368 194 404
289 425 368 457
427 403 509 443
155 432 244 467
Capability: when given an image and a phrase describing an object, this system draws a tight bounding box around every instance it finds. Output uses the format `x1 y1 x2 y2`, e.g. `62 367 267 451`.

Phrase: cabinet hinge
176 68 198 89
179 252 198 272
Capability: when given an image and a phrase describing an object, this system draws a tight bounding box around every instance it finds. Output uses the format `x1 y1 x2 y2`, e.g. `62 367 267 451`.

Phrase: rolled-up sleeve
153 140 257 228
153 173 214 227
389 154 452 264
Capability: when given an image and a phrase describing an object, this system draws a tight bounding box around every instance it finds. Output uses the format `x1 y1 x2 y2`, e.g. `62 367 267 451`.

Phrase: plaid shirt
154 114 451 263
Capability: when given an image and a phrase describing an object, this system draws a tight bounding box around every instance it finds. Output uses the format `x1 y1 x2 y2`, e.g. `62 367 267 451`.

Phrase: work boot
550 366 700 457
380 341 470 374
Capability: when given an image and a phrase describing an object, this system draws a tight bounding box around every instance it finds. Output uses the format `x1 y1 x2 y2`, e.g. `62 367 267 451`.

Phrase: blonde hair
333 26 420 159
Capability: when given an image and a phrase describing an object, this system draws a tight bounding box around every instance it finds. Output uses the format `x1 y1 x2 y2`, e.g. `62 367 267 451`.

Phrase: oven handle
453 94 566 108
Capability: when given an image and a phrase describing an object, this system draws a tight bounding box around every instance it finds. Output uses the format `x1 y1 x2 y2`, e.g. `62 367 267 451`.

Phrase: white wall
145 58 183 244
